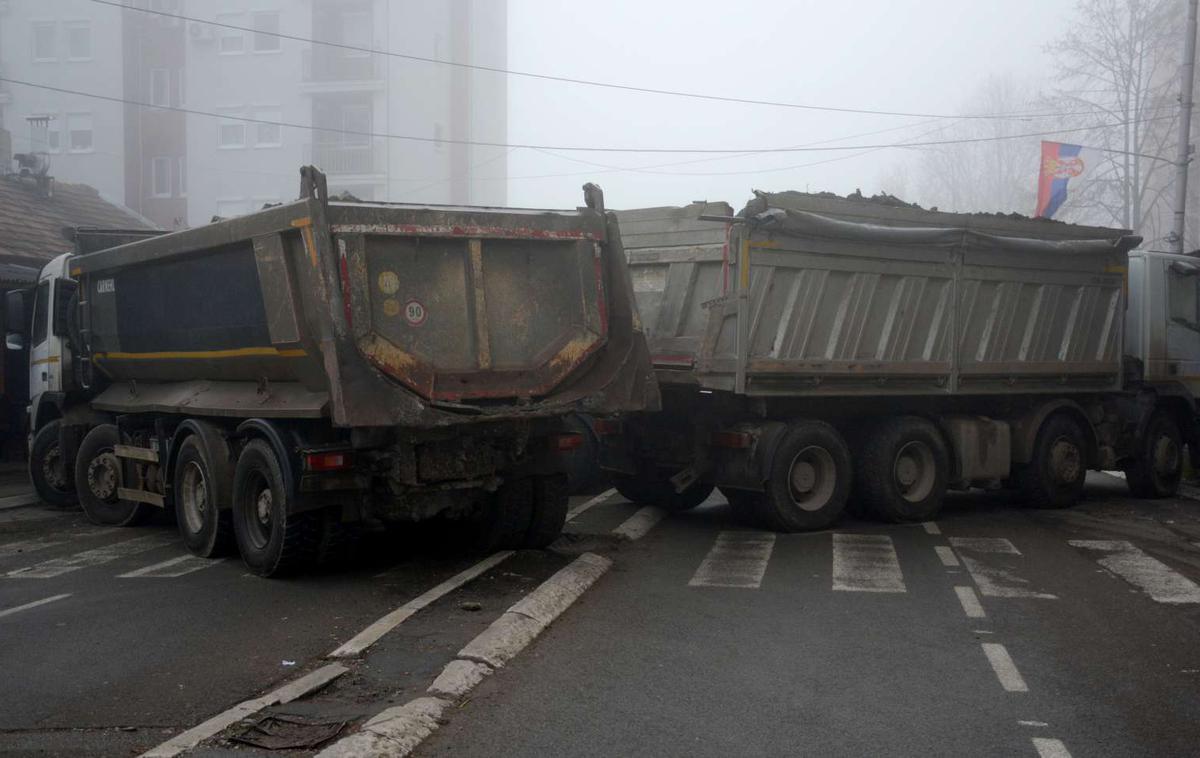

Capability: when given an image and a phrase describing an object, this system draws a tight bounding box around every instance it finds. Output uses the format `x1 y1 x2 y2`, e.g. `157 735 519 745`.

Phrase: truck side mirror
5 332 23 351
5 288 30 337
52 279 78 338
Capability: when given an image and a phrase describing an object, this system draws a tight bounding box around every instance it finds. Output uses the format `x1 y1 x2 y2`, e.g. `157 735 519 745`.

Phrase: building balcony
303 140 384 176
300 49 386 93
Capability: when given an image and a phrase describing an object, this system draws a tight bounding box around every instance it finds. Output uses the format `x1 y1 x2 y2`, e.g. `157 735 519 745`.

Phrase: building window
218 111 246 148
150 69 170 107
33 22 56 62
65 21 92 61
341 11 371 56
177 157 187 197
67 113 93 153
151 157 172 197
255 109 283 147
342 105 370 147
173 69 186 106
253 12 281 53
47 120 61 153
216 14 244 54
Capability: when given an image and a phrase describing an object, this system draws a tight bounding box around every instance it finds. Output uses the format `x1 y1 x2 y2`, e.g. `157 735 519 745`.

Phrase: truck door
28 278 60 406
1166 258 1200 384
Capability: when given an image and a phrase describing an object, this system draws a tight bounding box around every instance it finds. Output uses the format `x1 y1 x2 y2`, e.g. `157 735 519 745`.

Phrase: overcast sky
498 0 1078 211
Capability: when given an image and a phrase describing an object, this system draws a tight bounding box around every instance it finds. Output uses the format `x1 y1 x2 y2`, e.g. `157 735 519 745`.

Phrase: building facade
0 0 508 228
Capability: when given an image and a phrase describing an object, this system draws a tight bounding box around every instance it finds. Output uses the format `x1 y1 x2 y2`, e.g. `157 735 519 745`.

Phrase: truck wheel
611 466 714 512
174 435 233 558
720 487 763 527
755 421 851 532
470 477 533 552
232 439 315 577
856 417 949 523
524 475 568 548
30 420 76 507
1016 414 1088 509
74 424 152 527
1125 411 1183 499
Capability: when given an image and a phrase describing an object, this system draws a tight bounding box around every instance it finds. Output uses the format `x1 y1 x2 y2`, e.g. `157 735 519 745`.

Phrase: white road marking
935 546 960 567
1032 737 1073 758
981 643 1028 692
611 506 667 541
566 488 617 522
1019 720 1049 727
688 531 776 588
330 551 514 659
141 663 347 758
0 593 71 619
118 554 225 578
973 629 994 634
949 537 1021 555
832 534 905 593
0 535 71 559
0 492 39 511
950 537 1056 599
7 534 176 579
922 521 941 535
955 586 986 618
1070 540 1200 604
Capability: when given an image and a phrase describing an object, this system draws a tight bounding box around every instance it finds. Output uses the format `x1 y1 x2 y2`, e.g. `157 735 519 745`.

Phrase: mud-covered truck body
10 168 656 575
600 191 1198 530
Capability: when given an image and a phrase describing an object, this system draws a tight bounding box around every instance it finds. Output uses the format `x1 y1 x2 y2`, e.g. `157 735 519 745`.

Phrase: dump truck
599 191 1198 530
7 167 656 575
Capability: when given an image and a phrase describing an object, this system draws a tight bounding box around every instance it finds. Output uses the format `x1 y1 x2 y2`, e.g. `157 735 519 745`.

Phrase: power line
0 77 1179 156
92 0 1170 123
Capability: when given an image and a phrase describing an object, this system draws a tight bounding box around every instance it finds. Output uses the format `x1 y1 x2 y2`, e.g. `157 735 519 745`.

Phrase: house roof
0 173 154 266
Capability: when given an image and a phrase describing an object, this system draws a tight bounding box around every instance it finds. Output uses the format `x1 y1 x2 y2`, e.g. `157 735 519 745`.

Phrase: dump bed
618 192 1140 397
73 171 656 426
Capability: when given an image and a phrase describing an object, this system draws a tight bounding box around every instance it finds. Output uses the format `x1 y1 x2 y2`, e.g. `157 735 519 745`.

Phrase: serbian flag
1035 141 1096 218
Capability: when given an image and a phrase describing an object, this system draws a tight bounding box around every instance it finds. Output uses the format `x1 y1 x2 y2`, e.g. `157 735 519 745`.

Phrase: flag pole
1171 0 1198 254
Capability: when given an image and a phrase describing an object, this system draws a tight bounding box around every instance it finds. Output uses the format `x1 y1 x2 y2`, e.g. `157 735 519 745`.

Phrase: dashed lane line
832 534 906 593
330 551 514 659
1032 737 1073 758
935 546 960 567
611 506 667 541
688 531 776 589
6 534 177 579
981 642 1029 692
118 554 227 579
922 521 941 535
565 488 617 522
954 586 986 618
1069 540 1200 604
0 593 71 619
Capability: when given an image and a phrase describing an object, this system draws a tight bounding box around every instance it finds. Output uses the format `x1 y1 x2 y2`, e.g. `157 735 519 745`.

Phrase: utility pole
1171 0 1198 254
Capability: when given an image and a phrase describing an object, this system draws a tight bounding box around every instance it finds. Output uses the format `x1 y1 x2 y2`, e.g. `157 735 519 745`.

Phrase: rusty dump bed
72 171 657 426
616 191 1141 397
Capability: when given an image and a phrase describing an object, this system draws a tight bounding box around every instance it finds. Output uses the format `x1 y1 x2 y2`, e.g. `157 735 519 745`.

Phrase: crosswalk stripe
7 534 176 579
119 554 225 578
935 546 960 567
950 537 1056 599
832 534 905 593
1070 540 1200 604
981 642 1028 692
0 593 71 619
1032 737 1073 758
0 528 119 560
954 586 986 618
688 531 775 588
612 507 667 541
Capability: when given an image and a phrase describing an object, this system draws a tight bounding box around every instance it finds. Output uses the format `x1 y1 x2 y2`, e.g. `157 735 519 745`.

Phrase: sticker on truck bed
96 278 115 294
404 299 427 326
377 270 399 295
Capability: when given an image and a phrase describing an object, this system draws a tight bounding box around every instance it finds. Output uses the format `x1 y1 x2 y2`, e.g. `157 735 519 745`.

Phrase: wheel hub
87 452 120 501
181 461 208 534
1049 438 1081 483
787 446 837 512
893 440 936 502
255 488 273 526
895 455 919 487
1153 436 1180 476
791 461 817 493
42 445 66 490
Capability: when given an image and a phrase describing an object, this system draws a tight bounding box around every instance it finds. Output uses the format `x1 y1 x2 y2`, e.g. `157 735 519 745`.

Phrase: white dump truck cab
1128 250 1200 395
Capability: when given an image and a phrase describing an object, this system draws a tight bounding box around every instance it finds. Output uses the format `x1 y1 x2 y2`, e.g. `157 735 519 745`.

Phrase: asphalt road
2 474 1199 757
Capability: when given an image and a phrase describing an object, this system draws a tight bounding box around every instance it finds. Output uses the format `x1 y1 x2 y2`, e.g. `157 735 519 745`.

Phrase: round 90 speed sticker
404 299 427 326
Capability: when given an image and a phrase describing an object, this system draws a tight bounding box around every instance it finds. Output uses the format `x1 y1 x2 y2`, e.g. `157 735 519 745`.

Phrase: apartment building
0 1 508 228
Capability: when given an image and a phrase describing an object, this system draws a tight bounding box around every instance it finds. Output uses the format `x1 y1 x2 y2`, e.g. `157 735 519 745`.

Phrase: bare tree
1044 0 1182 241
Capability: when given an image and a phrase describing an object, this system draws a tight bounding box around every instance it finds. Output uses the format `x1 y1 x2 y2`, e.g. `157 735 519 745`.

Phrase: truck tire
174 434 234 558
719 487 763 527
74 424 152 527
30 420 75 508
232 439 315 577
1015 413 1088 509
1124 411 1183 499
524 474 568 548
470 477 533 552
755 421 851 532
611 466 714 512
855 417 949 523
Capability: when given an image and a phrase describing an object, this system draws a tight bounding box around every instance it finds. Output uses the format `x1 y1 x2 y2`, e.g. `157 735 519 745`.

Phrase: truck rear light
305 452 353 472
713 431 753 449
591 419 622 436
551 433 584 452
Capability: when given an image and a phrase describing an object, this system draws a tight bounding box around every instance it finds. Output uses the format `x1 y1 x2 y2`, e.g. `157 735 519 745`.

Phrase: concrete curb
316 552 613 758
